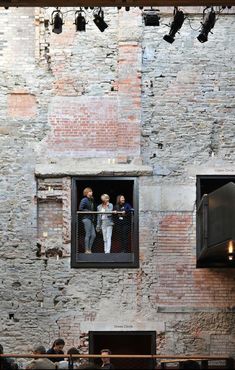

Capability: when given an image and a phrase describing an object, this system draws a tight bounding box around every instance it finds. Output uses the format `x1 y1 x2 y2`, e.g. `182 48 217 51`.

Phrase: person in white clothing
56 347 81 369
96 194 114 254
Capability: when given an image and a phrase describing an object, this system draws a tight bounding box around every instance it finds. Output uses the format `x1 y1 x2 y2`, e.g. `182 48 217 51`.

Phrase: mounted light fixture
197 7 216 43
228 240 234 261
75 9 86 32
143 8 160 27
51 9 64 34
163 7 185 44
93 8 108 32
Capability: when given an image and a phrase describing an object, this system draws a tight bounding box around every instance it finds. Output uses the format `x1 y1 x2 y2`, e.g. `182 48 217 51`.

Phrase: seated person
0 343 18 370
47 338 65 363
26 345 56 370
100 349 114 369
57 347 81 369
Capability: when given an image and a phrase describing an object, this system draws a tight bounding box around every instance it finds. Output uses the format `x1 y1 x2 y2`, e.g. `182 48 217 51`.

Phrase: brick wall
37 8 141 158
0 6 235 361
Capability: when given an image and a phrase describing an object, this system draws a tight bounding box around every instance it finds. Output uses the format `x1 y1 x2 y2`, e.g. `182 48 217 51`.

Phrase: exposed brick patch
37 177 71 257
156 213 235 306
7 90 37 118
38 199 63 240
62 177 71 245
47 96 140 156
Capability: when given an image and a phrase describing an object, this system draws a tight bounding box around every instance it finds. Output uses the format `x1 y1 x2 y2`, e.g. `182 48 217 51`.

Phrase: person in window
46 338 65 363
79 187 96 254
100 349 114 369
96 194 114 254
113 195 133 253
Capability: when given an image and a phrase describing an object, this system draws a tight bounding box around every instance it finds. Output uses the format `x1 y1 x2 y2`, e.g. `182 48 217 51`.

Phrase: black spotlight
93 8 108 32
163 7 185 43
75 9 86 32
143 8 160 26
51 9 64 34
197 8 216 43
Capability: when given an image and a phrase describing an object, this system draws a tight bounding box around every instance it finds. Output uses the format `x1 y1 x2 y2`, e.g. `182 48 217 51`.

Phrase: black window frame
71 176 139 268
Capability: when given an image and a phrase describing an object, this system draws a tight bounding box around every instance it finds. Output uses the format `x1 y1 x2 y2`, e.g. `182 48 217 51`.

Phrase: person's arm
79 198 89 211
125 203 134 213
109 204 114 224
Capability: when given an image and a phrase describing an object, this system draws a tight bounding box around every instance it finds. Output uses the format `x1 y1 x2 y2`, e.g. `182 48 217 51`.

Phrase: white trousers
101 224 113 253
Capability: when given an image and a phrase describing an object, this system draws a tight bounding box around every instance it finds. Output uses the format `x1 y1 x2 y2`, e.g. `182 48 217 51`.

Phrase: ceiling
2 0 235 8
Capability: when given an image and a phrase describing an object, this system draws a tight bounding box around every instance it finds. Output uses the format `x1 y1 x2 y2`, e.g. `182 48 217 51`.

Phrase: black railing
0 353 234 370
76 211 134 254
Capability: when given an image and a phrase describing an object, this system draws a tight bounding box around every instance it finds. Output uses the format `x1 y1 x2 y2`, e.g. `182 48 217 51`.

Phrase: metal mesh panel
76 211 134 254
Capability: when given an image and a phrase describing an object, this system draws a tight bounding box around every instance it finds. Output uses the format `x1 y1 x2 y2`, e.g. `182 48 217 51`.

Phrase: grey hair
32 345 46 354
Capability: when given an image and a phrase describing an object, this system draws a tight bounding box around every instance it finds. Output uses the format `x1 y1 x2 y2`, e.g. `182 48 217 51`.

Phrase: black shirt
101 363 115 369
46 348 64 362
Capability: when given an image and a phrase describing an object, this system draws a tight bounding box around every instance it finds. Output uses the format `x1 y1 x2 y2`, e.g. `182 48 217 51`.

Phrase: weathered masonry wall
0 6 235 359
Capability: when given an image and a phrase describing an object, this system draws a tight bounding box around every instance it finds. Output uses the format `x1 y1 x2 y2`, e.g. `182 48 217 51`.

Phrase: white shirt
57 361 80 369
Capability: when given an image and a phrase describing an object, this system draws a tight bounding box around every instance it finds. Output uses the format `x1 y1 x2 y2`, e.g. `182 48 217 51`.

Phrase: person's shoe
85 250 92 254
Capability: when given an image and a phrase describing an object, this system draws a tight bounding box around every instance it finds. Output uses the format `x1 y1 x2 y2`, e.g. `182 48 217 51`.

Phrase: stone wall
0 5 235 361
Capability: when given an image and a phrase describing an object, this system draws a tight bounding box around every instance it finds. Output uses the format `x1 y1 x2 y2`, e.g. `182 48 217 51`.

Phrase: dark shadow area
89 331 156 370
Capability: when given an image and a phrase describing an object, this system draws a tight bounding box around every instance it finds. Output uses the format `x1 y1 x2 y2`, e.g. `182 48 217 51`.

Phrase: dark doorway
196 175 235 205
89 331 156 369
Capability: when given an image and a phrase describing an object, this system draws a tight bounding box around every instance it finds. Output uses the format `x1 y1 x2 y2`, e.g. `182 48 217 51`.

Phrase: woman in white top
56 347 80 369
96 194 114 254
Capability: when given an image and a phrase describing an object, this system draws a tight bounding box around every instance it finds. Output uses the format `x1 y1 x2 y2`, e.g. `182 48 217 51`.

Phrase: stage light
197 8 216 43
51 9 64 34
75 9 86 32
143 8 160 27
93 8 108 32
163 7 185 44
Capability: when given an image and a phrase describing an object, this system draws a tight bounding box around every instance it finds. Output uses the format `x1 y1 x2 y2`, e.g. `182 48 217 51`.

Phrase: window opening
197 175 235 268
71 177 139 268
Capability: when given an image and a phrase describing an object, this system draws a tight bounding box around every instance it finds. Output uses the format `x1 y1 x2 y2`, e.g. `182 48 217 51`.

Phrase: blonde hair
83 187 92 196
101 194 110 202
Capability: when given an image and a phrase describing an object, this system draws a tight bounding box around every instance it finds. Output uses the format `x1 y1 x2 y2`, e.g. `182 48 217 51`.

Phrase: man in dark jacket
79 187 96 254
100 349 114 369
46 338 65 363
